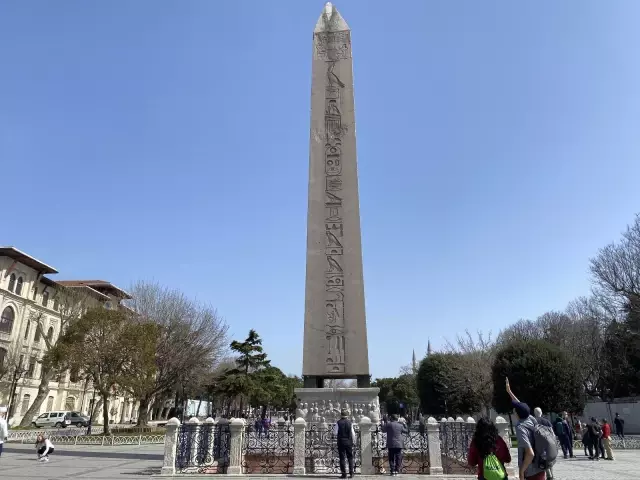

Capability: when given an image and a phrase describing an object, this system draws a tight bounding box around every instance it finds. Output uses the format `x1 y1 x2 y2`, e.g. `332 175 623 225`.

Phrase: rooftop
56 280 132 300
0 246 58 274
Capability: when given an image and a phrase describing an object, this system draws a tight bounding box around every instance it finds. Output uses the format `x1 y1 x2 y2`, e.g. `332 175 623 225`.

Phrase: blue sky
2 1 640 379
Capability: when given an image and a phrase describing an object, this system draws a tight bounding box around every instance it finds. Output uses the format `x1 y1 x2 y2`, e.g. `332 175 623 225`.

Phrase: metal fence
304 423 362 474
9 426 105 441
241 425 294 474
175 423 230 474
371 425 430 474
439 420 475 475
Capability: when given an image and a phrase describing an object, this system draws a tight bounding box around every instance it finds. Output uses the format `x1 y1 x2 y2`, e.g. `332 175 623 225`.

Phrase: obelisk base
294 387 380 424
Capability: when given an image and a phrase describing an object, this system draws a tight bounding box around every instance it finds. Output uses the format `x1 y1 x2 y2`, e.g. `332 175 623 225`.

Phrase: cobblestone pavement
548 450 640 480
0 443 162 479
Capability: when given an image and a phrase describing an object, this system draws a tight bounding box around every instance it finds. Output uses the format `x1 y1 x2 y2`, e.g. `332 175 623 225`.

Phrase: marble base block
294 387 380 424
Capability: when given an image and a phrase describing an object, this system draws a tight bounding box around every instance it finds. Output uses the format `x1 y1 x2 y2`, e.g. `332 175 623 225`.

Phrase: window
20 394 31 415
69 367 80 383
15 276 23 295
33 287 38 300
23 321 30 340
46 396 54 411
65 396 76 411
47 326 54 342
27 357 36 378
0 347 6 368
0 306 15 334
53 298 59 310
42 291 49 308
34 325 42 343
38 413 48 419
8 273 16 292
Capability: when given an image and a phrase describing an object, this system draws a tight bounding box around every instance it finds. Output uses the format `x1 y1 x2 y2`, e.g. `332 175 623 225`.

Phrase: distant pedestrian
418 414 426 437
468 417 511 480
586 417 602 460
254 418 263 437
614 413 625 439
384 414 409 476
0 406 8 457
35 434 55 462
581 424 591 457
601 419 614 460
553 412 574 459
333 409 355 479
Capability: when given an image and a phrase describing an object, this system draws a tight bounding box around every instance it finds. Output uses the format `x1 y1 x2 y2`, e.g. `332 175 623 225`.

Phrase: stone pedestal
358 416 374 475
227 418 245 475
426 417 443 475
496 416 516 478
294 387 380 424
293 418 307 475
160 417 180 476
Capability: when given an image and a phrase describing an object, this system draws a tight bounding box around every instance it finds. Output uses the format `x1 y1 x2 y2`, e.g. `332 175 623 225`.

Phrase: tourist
586 417 602 460
533 408 554 480
553 413 574 459
254 418 263 437
505 378 546 480
35 434 55 462
467 417 511 480
333 409 356 479
614 413 625 440
601 418 614 460
384 414 408 476
0 406 8 457
581 423 592 457
262 417 271 438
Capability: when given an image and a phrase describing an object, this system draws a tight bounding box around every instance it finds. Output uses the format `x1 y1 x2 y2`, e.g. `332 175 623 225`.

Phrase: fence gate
241 425 294 474
305 423 362 474
439 421 475 475
175 423 230 474
372 425 430 474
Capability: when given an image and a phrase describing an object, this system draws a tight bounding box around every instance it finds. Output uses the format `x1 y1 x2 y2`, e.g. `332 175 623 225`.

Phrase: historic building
0 246 137 424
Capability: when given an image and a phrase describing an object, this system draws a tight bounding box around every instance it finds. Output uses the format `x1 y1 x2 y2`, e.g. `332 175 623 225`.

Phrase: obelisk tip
315 2 349 33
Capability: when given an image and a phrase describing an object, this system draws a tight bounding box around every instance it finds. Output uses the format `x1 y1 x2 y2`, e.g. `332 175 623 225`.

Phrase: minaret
427 339 433 356
412 349 417 374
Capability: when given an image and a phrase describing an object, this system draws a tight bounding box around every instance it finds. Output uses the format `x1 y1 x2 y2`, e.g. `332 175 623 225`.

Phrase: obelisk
297 3 378 417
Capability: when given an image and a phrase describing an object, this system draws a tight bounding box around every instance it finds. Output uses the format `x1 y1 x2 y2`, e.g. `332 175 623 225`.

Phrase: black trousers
388 447 403 473
338 444 354 477
37 446 54 456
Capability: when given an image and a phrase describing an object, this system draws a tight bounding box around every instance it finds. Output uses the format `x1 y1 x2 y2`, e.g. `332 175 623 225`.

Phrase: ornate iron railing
305 423 361 474
19 433 164 445
371 424 430 474
439 420 475 475
241 424 294 474
9 426 104 441
175 423 230 474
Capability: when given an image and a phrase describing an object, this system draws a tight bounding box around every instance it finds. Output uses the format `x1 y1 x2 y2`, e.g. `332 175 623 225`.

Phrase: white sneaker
44 457 50 462
38 457 46 462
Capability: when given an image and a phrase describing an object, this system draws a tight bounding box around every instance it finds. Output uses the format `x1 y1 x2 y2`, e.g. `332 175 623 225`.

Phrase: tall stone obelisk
299 3 375 402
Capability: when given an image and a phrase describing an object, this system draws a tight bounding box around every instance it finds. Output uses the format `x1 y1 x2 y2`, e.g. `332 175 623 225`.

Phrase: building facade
0 246 137 425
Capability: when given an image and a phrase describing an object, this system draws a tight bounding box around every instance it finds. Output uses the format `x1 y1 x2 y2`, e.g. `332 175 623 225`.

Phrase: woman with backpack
468 417 511 480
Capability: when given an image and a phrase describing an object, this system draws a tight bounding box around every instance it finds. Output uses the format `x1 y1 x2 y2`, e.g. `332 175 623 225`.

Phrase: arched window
34 324 42 342
15 277 23 295
0 306 15 334
47 326 54 342
42 291 49 308
69 367 80 383
21 393 31 414
8 273 16 292
65 396 76 411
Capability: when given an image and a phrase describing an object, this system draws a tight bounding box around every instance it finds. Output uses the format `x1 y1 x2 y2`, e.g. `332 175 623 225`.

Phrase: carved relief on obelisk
302 2 370 384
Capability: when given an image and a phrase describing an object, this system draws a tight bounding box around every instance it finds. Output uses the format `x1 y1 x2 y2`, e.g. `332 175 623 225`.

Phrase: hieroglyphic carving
315 31 351 61
319 31 348 374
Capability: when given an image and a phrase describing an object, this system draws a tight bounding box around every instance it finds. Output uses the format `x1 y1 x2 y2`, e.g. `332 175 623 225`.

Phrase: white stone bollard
227 418 245 475
427 417 443 474
358 416 374 475
160 417 181 476
495 416 516 478
204 417 216 462
293 417 307 475
187 417 201 467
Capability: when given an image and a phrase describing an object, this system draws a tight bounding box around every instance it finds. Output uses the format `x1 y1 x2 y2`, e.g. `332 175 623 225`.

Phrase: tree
65 307 159 434
323 379 357 388
19 285 92 426
491 340 584 415
416 353 481 416
216 330 271 415
125 281 228 426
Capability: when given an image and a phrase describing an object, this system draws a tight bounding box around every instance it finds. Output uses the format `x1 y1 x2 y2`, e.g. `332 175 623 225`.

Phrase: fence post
227 418 245 475
495 416 516 478
187 417 201 467
427 417 443 474
293 417 307 475
160 417 181 476
138 434 142 446
358 416 374 475
204 417 216 461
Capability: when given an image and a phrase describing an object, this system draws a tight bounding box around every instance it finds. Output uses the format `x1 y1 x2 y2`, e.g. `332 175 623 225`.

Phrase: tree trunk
91 398 103 421
196 398 203 418
119 398 127 425
137 396 151 426
102 393 110 435
19 368 55 427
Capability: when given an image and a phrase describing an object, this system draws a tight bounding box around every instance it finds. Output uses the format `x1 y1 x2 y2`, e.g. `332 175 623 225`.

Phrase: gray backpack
526 418 558 469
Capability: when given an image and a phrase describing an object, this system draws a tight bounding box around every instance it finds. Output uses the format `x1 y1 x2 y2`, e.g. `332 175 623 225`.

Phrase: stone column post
358 416 374 475
204 417 216 460
227 418 245 475
160 417 180 476
293 417 307 475
496 416 516 478
426 417 443 474
187 417 201 466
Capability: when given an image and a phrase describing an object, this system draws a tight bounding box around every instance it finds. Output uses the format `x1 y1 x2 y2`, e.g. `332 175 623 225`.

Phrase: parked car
32 411 89 428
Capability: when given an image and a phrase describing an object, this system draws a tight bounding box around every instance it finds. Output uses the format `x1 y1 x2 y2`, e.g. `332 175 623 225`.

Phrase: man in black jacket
333 409 356 479
384 414 409 476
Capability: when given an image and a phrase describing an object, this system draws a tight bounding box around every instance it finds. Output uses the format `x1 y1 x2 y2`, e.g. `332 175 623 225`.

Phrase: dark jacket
384 420 408 449
336 418 355 447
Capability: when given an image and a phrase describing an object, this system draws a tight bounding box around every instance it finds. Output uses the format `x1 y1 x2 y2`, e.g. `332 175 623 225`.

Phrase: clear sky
2 1 640 379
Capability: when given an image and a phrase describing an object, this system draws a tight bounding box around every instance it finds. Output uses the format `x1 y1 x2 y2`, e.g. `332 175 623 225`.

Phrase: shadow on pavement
3 446 163 461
